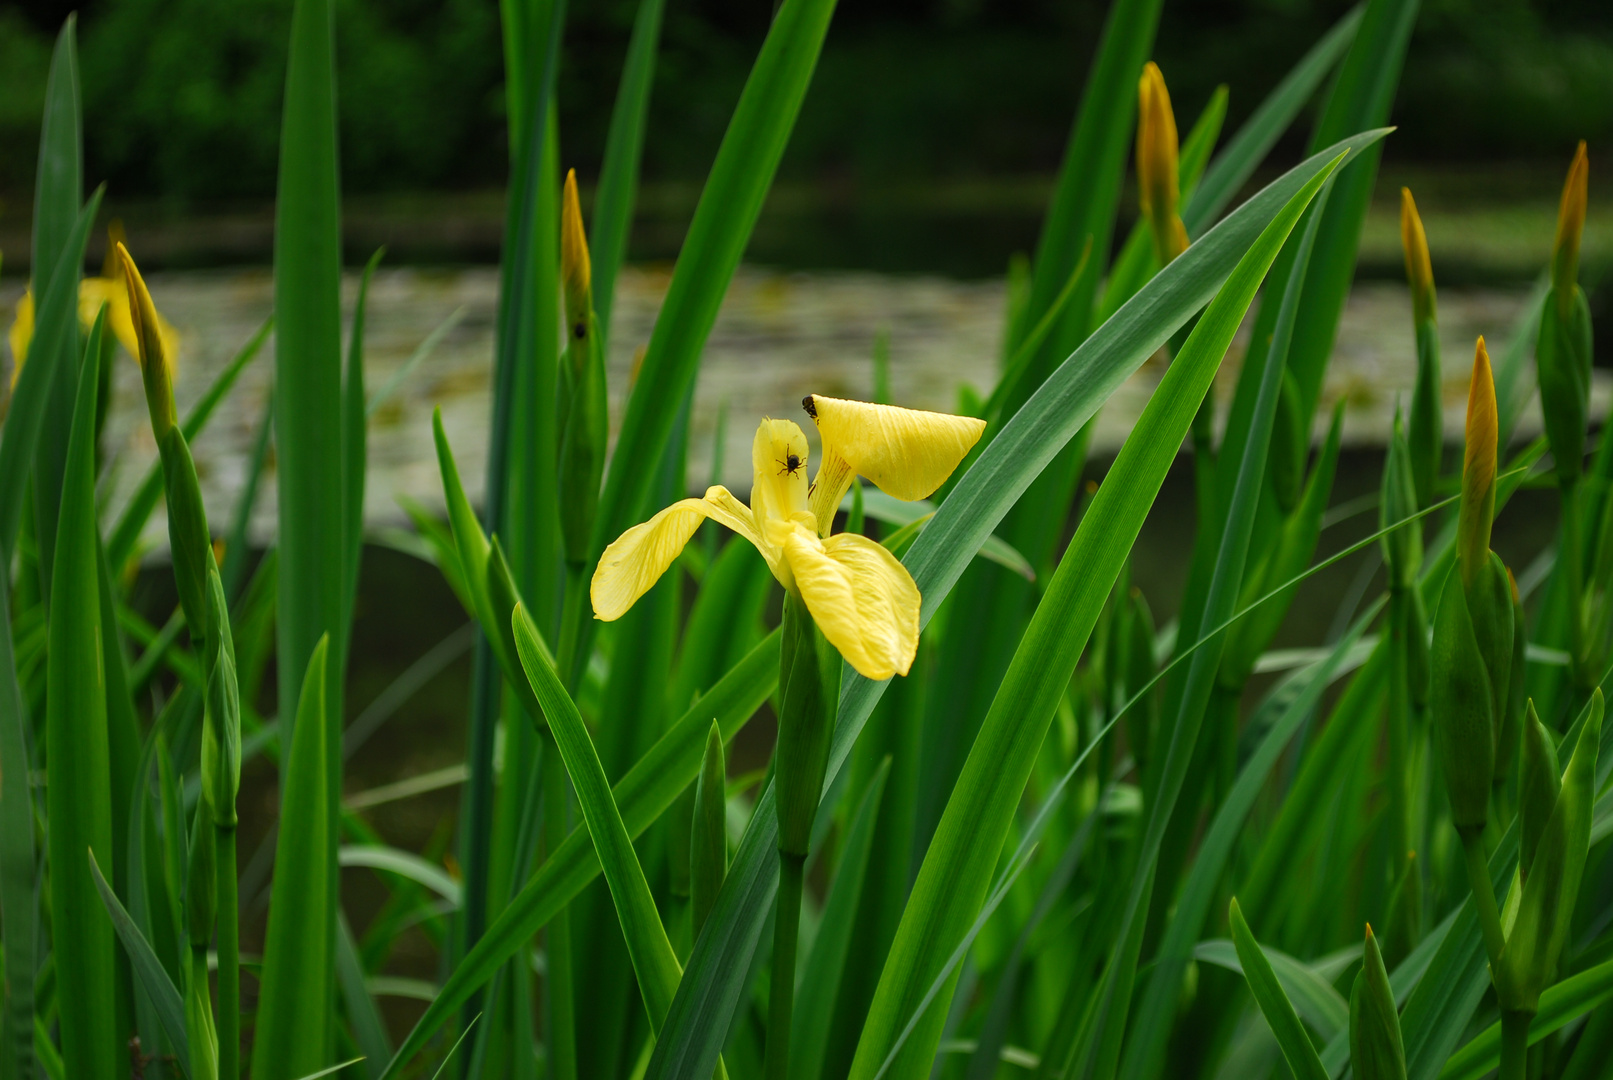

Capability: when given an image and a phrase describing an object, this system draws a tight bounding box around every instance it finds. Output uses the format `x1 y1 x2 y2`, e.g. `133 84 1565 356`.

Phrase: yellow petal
592 487 767 620
751 417 811 530
1400 188 1436 325
8 291 34 384
773 518 920 681
79 277 140 357
802 394 985 510
1459 337 1498 587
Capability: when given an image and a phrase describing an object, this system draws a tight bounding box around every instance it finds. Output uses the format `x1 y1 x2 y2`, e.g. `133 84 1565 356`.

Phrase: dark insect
572 320 588 340
778 452 804 478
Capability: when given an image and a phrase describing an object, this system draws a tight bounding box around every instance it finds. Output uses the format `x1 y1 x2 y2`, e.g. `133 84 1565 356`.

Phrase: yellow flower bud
561 168 592 343
1136 61 1187 265
1458 338 1497 588
1552 142 1588 320
1400 188 1436 326
116 242 177 440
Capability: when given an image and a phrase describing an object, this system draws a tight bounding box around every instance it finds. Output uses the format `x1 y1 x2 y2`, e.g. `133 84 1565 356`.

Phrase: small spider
777 452 804 478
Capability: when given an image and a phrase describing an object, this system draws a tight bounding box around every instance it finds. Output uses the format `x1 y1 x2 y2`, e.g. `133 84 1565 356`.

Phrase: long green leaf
375 629 779 1078
46 309 118 1080
1194 938 1350 1043
851 151 1347 1080
87 852 191 1075
589 0 665 333
0 574 34 1080
511 604 684 1029
0 190 101 567
27 16 83 598
1229 899 1330 1080
340 845 462 907
644 129 1389 1080
791 759 891 1080
590 0 840 555
251 638 334 1079
274 0 345 840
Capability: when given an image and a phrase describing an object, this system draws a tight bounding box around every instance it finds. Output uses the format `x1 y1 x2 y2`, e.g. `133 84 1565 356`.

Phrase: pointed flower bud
1136 61 1188 265
1431 572 1494 837
561 168 592 345
116 242 177 440
1551 142 1588 320
1350 925 1408 1080
1400 189 1436 326
1458 339 1498 588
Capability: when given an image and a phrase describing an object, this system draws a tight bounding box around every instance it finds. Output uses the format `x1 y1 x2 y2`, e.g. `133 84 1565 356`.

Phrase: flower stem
1461 830 1507 971
1560 481 1593 689
558 564 589 691
764 851 805 1080
1500 1011 1532 1080
542 732 578 1080
215 825 238 1079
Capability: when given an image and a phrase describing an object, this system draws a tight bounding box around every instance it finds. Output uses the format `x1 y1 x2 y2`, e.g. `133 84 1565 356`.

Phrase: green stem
1500 1011 1532 1080
558 564 589 691
215 826 238 1080
541 734 577 1080
764 851 805 1080
1461 830 1507 972
1386 590 1412 877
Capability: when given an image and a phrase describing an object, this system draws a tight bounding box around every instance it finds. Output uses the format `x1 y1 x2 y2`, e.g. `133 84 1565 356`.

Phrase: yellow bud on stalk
1552 142 1588 320
1136 61 1188 265
1400 188 1436 326
1458 339 1498 589
116 242 177 440
561 168 592 345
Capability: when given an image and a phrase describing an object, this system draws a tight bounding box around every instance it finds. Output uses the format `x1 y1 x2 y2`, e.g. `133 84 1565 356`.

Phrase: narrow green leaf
274 0 345 841
341 249 382 655
337 913 391 1080
791 758 891 1080
251 638 334 1080
837 490 1034 581
590 0 666 333
851 153 1346 1080
0 189 102 566
88 852 190 1075
510 604 684 1030
28 16 84 597
375 629 778 1079
339 846 462 907
591 0 841 554
1194 938 1350 1043
1229 898 1330 1080
0 575 35 1080
46 308 118 1080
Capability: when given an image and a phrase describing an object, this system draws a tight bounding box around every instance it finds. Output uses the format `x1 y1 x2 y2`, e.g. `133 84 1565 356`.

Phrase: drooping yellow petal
772 518 920 681
8 291 33 384
592 486 768 620
751 417 811 532
802 394 985 528
1458 337 1498 587
1400 187 1436 325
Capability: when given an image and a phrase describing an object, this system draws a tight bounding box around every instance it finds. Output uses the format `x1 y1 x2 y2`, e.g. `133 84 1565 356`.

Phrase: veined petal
802 394 985 507
751 417 811 530
775 519 920 681
593 486 767 620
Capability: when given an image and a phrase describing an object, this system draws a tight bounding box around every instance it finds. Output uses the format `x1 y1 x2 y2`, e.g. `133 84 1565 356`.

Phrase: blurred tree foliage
0 0 1608 200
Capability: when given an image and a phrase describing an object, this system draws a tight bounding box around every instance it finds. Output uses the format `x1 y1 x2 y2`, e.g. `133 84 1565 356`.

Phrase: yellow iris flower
8 264 180 387
591 395 985 681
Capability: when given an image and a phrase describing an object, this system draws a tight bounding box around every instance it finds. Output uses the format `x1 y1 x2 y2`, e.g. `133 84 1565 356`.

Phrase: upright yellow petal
1459 337 1498 587
1552 141 1588 317
8 291 34 382
592 486 768 620
773 519 920 681
751 417 811 531
1400 188 1436 325
78 277 140 358
802 394 985 528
